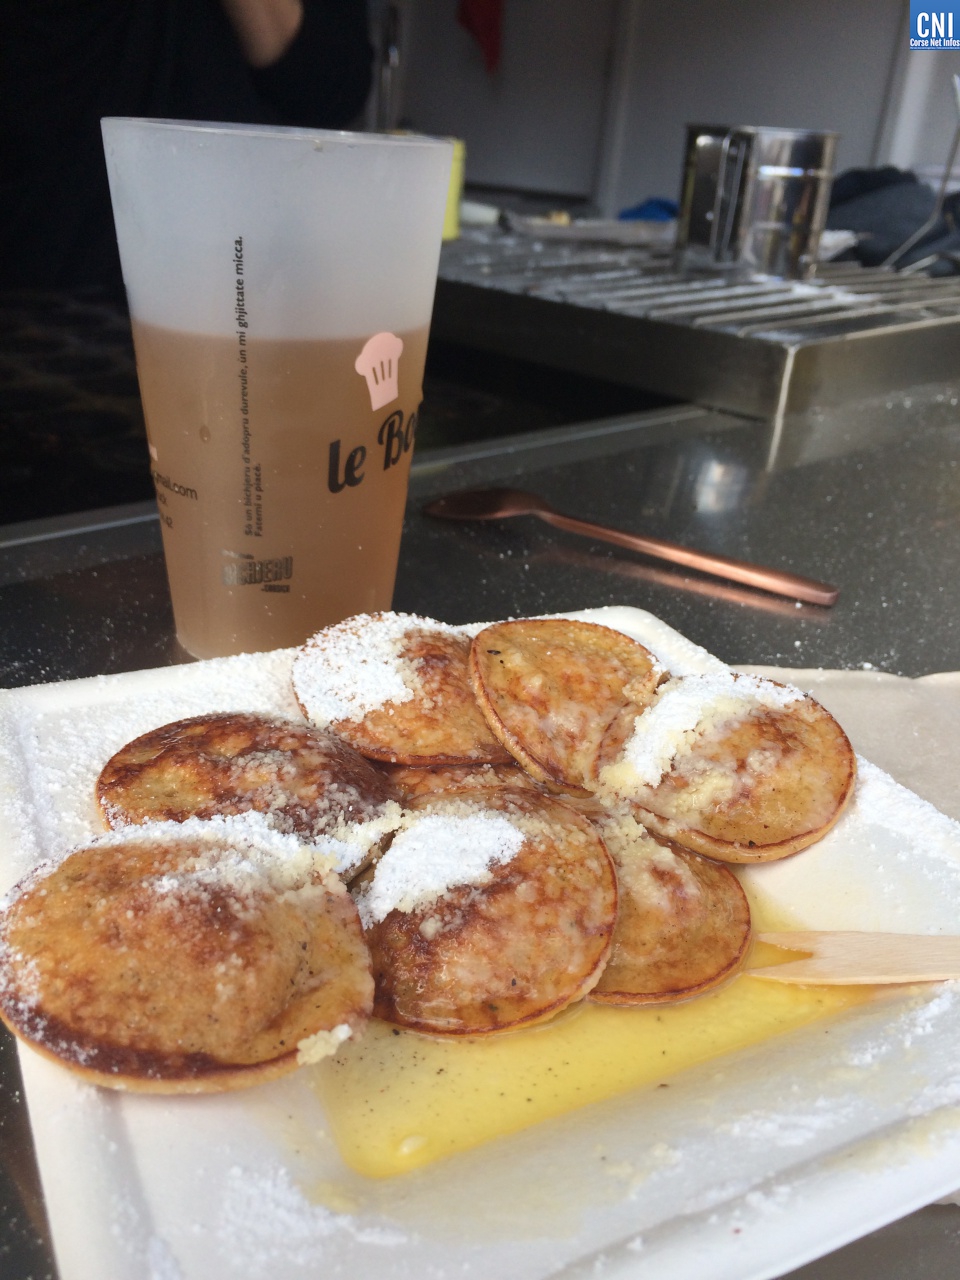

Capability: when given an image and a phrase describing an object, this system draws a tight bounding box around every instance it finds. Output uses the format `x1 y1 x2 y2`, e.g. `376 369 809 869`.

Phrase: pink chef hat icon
354 332 404 411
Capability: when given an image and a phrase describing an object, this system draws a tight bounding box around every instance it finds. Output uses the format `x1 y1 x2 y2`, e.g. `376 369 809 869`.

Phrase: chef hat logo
354 332 404 411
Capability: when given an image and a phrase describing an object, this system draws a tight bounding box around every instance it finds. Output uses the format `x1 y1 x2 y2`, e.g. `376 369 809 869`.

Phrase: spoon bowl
424 487 547 521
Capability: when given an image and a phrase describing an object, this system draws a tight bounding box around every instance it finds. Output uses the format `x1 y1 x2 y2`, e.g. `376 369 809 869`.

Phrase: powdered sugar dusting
327 800 404 876
357 809 525 926
292 612 474 727
723 1103 853 1148
146 1235 184 1280
897 982 957 1048
853 758 960 869
217 1163 407 1272
1 812 343 915
602 671 803 791
130 813 342 901
0 647 303 890
0 944 41 1010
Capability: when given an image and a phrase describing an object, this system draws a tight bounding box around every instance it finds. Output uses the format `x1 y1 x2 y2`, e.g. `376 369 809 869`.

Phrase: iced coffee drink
102 120 452 658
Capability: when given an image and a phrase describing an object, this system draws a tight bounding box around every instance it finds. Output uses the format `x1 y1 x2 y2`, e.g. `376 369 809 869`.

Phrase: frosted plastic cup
101 118 452 659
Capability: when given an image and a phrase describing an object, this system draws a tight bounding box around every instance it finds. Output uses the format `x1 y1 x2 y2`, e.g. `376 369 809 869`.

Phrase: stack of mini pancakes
0 614 855 1092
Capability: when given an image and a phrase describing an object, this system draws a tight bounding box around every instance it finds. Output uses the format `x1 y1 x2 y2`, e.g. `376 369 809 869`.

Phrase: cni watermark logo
910 3 960 47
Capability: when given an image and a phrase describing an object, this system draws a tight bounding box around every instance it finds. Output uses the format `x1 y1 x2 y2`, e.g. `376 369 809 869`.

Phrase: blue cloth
618 198 678 222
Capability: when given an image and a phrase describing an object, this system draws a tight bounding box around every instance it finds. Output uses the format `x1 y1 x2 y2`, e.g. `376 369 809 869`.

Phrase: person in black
2 0 374 294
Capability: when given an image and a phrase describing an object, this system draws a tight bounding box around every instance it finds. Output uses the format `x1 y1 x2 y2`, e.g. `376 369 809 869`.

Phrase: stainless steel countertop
2 391 960 1278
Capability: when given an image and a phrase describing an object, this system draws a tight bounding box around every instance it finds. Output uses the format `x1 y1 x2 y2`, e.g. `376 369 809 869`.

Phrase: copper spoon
423 487 839 607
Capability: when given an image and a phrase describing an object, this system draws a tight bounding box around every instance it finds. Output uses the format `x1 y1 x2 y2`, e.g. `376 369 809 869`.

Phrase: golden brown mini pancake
96 713 399 855
293 613 513 766
596 680 856 863
382 761 543 801
359 788 618 1035
587 811 751 1005
469 618 664 789
0 824 373 1092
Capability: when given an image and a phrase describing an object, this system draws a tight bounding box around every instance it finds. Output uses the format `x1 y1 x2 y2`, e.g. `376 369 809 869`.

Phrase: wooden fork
750 932 960 985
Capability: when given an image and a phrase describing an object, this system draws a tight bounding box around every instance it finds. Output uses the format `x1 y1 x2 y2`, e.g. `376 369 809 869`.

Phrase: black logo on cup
327 407 418 493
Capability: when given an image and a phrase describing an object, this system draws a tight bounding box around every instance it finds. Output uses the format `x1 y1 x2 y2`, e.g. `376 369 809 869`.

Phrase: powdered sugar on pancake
292 612 475 727
1 813 341 912
0 813 345 1025
600 671 804 793
356 808 525 927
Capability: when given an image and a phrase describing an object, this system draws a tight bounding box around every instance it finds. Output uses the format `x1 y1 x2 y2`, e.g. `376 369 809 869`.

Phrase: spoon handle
539 511 838 607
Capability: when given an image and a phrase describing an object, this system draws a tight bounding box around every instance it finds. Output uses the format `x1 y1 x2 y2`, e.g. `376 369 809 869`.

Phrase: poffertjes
382 761 544 802
588 809 751 1004
0 822 373 1092
0 610 861 1097
356 788 618 1035
468 618 664 789
96 712 400 873
293 612 513 765
466 622 854 863
593 672 856 862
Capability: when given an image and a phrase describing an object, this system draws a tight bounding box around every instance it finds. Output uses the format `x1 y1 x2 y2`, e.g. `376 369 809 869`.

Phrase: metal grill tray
434 231 960 420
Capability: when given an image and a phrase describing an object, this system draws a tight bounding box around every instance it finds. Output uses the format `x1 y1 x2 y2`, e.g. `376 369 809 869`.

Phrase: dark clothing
828 166 960 273
2 1 373 291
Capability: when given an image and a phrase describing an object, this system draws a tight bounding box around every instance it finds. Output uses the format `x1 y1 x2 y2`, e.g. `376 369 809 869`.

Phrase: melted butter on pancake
314 971 876 1179
297 1022 353 1065
587 809 751 1005
468 618 664 787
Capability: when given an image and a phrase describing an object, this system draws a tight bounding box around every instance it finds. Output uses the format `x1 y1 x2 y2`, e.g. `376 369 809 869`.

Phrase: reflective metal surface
2 393 960 1278
676 124 838 278
435 230 960 419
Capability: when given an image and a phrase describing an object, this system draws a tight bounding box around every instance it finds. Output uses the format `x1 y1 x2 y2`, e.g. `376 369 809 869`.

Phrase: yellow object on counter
443 138 465 239
389 131 464 240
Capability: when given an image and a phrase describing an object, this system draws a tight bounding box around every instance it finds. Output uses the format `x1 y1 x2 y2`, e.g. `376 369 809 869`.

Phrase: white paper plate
4 606 960 1280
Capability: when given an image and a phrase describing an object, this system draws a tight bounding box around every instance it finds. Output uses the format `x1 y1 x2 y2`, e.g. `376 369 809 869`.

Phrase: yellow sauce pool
312 931 876 1178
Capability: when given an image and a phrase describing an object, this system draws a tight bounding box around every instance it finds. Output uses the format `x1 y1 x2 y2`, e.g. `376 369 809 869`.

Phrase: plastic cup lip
100 116 452 152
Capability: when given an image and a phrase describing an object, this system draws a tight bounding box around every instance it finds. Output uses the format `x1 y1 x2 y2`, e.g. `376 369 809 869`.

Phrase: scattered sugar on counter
601 671 803 792
292 612 469 726
358 810 525 926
